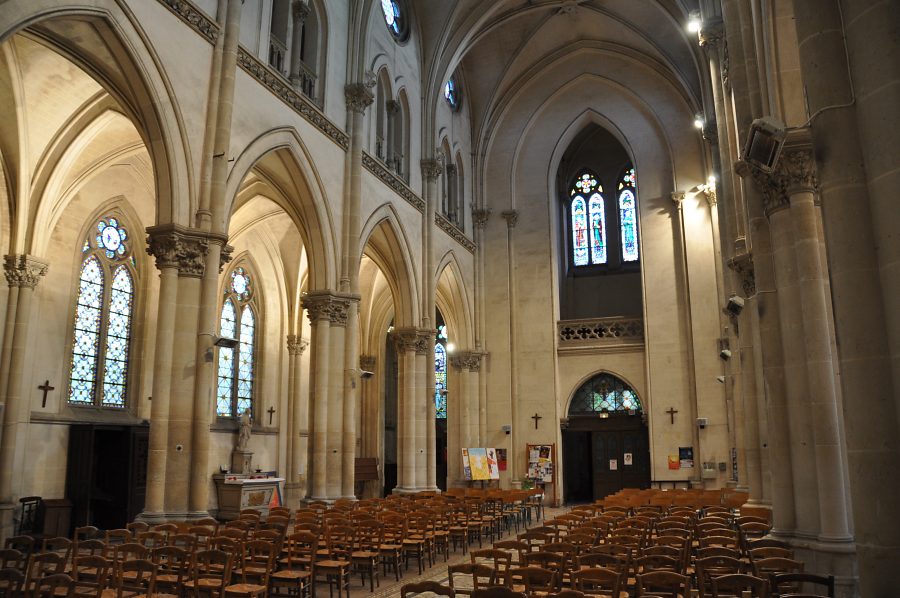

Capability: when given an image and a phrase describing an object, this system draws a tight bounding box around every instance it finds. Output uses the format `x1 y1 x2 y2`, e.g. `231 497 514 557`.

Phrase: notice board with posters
526 443 557 506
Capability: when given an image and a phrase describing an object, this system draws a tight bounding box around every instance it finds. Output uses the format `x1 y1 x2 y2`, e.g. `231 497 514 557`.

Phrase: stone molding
472 208 491 229
344 83 374 114
557 317 644 346
146 224 226 278
435 213 476 254
301 291 358 326
728 252 756 298
286 334 309 355
236 47 348 148
501 210 519 228
362 151 425 212
450 350 486 372
157 0 219 43
359 355 377 371
3 255 48 289
421 159 444 180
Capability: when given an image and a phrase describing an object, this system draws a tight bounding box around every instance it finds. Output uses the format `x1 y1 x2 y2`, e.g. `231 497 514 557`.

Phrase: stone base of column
137 510 212 523
740 501 772 521
0 504 15 542
283 482 307 508
134 511 169 525
788 537 857 598
392 486 427 494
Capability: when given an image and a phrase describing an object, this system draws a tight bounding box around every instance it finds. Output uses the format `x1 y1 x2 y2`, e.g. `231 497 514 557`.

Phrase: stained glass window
434 344 447 419
568 373 642 416
380 0 406 40
68 216 135 407
570 171 606 266
444 78 459 110
617 166 640 262
217 266 257 418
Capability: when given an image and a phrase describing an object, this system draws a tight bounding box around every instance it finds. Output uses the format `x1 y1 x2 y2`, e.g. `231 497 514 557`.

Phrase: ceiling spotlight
687 10 702 33
446 342 455 353
693 113 705 130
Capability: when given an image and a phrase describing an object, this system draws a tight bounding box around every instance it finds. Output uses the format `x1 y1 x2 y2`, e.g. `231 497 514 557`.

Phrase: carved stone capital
386 99 401 115
779 148 817 195
415 329 434 355
145 224 214 277
344 83 374 114
670 191 686 206
421 158 444 180
450 350 486 372
471 207 491 229
292 0 310 22
501 210 519 228
444 163 457 176
699 19 724 48
392 327 421 353
360 355 377 371
219 244 235 273
728 252 756 298
301 291 358 326
287 334 309 355
4 255 48 289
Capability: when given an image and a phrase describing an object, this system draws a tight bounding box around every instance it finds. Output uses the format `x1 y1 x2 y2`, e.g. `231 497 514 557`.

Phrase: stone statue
237 409 252 451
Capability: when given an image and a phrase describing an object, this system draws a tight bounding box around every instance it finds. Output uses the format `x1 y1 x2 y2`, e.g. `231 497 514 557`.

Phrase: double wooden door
563 415 650 502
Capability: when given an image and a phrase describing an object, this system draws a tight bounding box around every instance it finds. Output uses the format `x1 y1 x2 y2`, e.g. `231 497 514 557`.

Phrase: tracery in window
68 216 135 408
435 324 448 419
617 166 640 262
217 266 257 418
380 0 407 41
568 373 642 416
570 171 606 266
444 77 459 110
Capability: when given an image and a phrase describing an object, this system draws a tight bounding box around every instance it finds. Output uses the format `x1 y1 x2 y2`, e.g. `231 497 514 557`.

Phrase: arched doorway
562 373 650 503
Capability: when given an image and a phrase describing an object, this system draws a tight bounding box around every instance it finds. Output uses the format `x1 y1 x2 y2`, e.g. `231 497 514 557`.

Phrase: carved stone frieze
344 83 374 114
435 213 476 254
421 158 444 180
157 0 219 43
362 151 425 212
359 355 377 371
728 252 757 298
557 317 644 345
471 207 491 229
4 255 48 289
450 350 486 372
721 42 730 91
501 210 519 228
287 334 309 355
779 148 817 194
301 291 358 326
236 48 349 148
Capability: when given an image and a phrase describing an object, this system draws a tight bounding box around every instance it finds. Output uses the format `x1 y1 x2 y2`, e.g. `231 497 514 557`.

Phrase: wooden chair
470 549 512 586
447 563 495 597
710 573 769 598
378 517 404 582
493 541 528 569
24 552 66 595
0 549 25 573
112 544 149 574
752 557 804 579
106 530 132 550
547 592 586 598
71 555 112 598
0 567 24 598
222 540 275 598
470 588 524 598
771 573 834 598
400 580 455 597
270 534 314 598
351 519 383 592
636 570 690 597
315 530 352 598
33 573 74 598
4 536 34 556
152 524 179 541
115 558 157 598
189 527 216 550
570 567 622 597
695 555 745 598
125 522 149 537
508 566 557 596
633 554 682 575
42 537 74 564
171 534 199 554
522 553 565 591
136 532 167 551
183 549 233 598
152 546 190 596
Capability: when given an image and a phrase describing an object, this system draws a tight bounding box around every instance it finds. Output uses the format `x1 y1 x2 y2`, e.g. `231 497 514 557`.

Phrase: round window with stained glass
380 0 407 40
95 217 128 259
229 267 252 301
444 78 460 110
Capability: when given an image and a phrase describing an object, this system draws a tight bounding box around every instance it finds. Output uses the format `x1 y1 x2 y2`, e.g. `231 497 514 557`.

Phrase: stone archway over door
562 373 650 503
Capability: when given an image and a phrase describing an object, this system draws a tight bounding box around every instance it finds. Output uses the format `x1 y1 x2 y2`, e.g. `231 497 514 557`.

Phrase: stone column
326 310 346 499
340 297 360 499
285 333 308 507
141 227 185 520
359 355 378 458
780 144 852 542
164 232 207 515
450 353 472 450
472 209 491 446
0 255 47 537
392 328 419 491
422 158 442 491
300 292 335 500
288 1 310 88
738 164 796 535
419 329 436 490
501 210 520 482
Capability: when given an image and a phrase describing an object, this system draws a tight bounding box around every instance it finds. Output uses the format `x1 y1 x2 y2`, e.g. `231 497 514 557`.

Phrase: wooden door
591 425 650 499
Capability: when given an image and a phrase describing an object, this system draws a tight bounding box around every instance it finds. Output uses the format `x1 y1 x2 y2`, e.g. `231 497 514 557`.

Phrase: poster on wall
496 448 507 471
468 448 491 480
462 449 472 481
486 448 500 479
668 455 680 470
679 447 694 469
623 453 633 466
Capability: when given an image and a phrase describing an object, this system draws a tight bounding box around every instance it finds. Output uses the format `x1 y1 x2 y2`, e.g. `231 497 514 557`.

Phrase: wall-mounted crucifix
38 380 55 408
531 412 542 429
267 406 276 425
666 407 678 424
